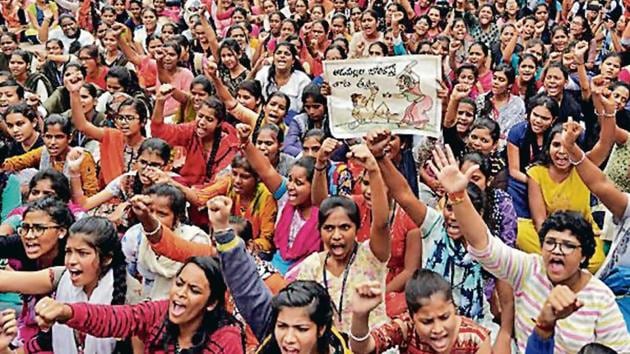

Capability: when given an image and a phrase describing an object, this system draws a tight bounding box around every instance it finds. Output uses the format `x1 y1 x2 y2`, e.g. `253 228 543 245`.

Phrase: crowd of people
0 0 625 353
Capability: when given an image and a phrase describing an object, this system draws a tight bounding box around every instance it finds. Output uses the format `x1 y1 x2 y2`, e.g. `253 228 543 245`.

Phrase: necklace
322 242 358 322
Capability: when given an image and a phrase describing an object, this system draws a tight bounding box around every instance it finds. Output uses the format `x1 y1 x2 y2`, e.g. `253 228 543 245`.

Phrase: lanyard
322 242 358 322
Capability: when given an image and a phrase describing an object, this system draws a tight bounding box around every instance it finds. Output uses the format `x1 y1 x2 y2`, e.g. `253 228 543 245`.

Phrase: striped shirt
468 234 630 353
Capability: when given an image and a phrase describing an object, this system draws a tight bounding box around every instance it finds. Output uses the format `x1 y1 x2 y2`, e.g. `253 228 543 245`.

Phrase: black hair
5 102 38 122
264 281 333 354
10 50 32 69
252 92 290 142
44 114 72 136
460 153 498 233
131 138 172 195
257 123 285 144
318 196 361 230
161 256 244 352
405 269 453 314
324 43 347 59
191 75 216 96
200 97 226 181
577 343 618 354
470 117 501 144
518 53 540 102
303 128 325 144
292 156 316 183
28 169 71 203
455 63 479 81
117 96 150 124
106 66 145 98
539 211 596 268
544 62 570 82
21 197 74 270
146 183 187 223
536 123 564 167
0 79 24 99
479 63 515 117
69 217 127 305
229 215 253 243
266 42 306 98
237 79 263 103
63 61 86 79
78 45 99 60
218 38 243 71
368 41 389 56
230 153 258 179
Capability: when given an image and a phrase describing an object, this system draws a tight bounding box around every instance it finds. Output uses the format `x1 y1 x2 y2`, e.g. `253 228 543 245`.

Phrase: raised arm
584 77 617 166
443 83 471 128
561 119 628 220
208 196 275 340
311 138 339 206
237 124 284 194
113 23 143 67
66 148 115 210
68 77 105 141
204 61 258 127
199 11 220 60
351 144 390 262
366 129 427 226
429 144 490 250
573 41 592 101
37 8 54 43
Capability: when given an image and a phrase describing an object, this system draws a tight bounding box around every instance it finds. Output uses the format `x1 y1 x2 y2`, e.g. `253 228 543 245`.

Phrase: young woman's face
264 95 288 125
0 35 17 55
499 26 516 46
491 71 510 96
456 69 476 86
529 105 554 135
467 45 486 68
455 101 475 134
136 149 167 185
543 67 566 99
115 105 143 137
280 21 296 40
149 195 177 229
532 5 548 22
442 200 462 240
64 234 102 290
311 23 327 44
269 14 283 35
263 0 277 14
114 0 126 14
5 112 35 144
301 137 321 158
303 97 325 121
142 11 158 29
361 13 378 35
103 32 118 51
612 86 630 111
220 47 239 70
478 6 493 25
331 18 346 36
311 6 324 21
542 228 586 285
8 55 28 78
414 18 430 35
102 10 116 25
295 0 307 15
129 2 142 18
28 179 56 202
273 46 295 72
412 294 459 353
168 263 213 325
147 39 164 58
229 27 248 48
452 20 466 39
549 132 570 170
161 46 179 71
275 306 323 354
0 86 20 114
321 207 357 262
467 127 496 155
428 8 440 27
79 50 99 75
195 105 220 140
286 165 311 207
551 30 568 52
255 129 280 163
231 166 257 197
237 89 260 110
20 210 65 260
232 11 247 25
161 26 176 42
190 83 210 112
569 16 585 38
43 124 70 157
600 56 621 81
518 57 537 82
45 41 63 56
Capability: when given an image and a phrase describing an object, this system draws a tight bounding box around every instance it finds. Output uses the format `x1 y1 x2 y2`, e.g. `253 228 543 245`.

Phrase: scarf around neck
274 202 321 269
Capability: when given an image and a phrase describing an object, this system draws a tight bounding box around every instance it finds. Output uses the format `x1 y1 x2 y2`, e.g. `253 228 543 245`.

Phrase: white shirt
255 66 311 113
47 29 95 54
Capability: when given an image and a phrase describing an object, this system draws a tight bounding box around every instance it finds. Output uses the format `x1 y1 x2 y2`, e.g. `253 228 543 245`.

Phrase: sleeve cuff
215 229 240 252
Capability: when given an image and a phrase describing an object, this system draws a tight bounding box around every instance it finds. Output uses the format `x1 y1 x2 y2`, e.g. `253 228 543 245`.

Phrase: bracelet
314 163 328 172
348 330 371 342
447 190 466 205
533 318 555 333
596 111 615 119
569 150 586 166
143 221 162 236
69 173 81 179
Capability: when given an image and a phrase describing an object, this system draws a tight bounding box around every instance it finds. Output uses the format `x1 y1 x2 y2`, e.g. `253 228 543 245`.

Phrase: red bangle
447 190 466 205
534 319 555 332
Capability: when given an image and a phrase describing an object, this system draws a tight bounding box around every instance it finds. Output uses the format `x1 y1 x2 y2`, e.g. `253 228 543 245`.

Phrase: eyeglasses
17 223 61 237
138 159 164 169
115 114 140 123
542 238 581 255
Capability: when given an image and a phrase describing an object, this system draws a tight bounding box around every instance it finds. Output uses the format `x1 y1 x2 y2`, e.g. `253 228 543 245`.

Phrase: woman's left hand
429 144 477 194
347 144 378 171
0 309 16 352
207 196 232 231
